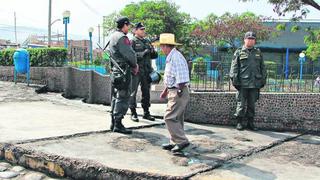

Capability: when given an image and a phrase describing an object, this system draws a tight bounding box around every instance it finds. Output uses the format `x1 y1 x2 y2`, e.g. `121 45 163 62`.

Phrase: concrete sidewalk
0 81 319 180
0 81 165 143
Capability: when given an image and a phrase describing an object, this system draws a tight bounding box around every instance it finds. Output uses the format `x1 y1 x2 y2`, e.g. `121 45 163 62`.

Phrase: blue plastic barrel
13 49 29 74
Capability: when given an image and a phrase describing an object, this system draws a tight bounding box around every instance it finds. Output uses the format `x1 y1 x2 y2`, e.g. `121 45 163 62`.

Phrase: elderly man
230 31 266 131
159 33 190 153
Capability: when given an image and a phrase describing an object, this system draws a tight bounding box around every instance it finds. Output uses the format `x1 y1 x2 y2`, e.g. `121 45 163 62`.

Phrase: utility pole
57 29 60 43
97 24 101 44
14 12 17 44
103 33 105 48
48 0 52 47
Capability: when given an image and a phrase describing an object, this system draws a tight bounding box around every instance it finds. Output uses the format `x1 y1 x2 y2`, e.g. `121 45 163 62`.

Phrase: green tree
120 0 197 55
121 1 188 37
102 12 121 37
241 0 320 60
304 29 320 60
240 0 320 20
102 0 197 55
192 12 275 50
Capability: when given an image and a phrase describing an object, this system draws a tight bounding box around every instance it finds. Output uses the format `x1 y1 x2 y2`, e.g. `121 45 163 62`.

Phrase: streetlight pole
48 0 52 47
63 10 70 49
299 52 306 80
88 27 94 64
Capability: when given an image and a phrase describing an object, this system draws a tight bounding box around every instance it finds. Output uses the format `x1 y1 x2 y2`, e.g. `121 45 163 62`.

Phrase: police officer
229 31 266 131
129 22 158 122
108 17 139 134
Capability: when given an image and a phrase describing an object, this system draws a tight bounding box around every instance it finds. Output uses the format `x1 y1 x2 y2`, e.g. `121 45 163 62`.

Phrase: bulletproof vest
132 36 153 74
108 30 127 65
236 47 264 88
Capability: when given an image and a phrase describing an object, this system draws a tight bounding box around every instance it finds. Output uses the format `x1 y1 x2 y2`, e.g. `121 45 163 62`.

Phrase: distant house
215 21 320 66
0 39 19 49
257 21 320 65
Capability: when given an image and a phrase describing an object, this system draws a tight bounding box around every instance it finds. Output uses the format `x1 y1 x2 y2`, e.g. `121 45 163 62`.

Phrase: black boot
236 117 244 131
143 109 155 121
130 108 139 122
110 114 115 130
247 117 258 131
113 119 132 134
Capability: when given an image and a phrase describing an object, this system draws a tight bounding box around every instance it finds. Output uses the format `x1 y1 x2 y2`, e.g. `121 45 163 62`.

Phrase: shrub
0 48 67 67
192 57 207 75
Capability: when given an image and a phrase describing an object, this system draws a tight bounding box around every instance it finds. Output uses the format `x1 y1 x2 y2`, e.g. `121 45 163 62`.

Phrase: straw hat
155 33 182 46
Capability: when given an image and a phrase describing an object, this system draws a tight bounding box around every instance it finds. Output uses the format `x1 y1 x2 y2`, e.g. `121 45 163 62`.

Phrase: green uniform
129 36 157 110
108 30 137 124
230 46 266 118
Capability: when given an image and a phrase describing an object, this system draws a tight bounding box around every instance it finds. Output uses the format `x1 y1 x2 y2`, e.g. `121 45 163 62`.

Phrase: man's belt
168 87 177 89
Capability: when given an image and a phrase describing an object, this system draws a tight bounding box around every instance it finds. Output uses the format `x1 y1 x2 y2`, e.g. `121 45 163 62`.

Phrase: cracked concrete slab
1 81 318 179
16 123 298 178
191 135 320 180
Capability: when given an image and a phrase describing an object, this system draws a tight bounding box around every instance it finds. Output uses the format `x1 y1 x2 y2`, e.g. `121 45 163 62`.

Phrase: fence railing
190 61 320 93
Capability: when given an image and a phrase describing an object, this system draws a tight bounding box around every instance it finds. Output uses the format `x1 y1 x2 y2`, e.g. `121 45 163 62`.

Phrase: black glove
143 49 150 56
234 85 241 91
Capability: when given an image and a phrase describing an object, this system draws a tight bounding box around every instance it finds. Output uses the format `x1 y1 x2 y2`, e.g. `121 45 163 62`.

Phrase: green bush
0 48 67 67
0 48 15 66
93 54 103 66
192 57 207 75
68 60 90 67
264 60 277 65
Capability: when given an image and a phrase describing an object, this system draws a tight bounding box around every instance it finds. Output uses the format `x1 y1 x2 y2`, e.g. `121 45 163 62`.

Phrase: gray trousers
111 80 132 122
164 86 190 145
129 73 151 110
234 88 259 118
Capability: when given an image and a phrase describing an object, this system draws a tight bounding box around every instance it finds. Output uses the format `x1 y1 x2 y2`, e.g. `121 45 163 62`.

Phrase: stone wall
0 66 163 105
185 92 320 133
0 66 65 92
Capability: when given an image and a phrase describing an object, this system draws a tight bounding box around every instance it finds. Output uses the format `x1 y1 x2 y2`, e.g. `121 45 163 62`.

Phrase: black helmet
116 16 131 28
149 71 161 84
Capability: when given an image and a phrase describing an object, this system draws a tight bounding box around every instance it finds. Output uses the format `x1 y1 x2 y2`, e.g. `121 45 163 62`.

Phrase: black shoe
236 123 244 131
131 113 139 122
143 113 155 121
130 108 139 122
110 115 114 130
236 117 244 131
113 121 132 134
247 119 258 131
171 142 190 153
143 109 155 121
162 143 175 151
113 126 132 134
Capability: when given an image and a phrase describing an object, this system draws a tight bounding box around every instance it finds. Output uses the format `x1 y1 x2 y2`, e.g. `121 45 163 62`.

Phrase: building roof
256 21 320 52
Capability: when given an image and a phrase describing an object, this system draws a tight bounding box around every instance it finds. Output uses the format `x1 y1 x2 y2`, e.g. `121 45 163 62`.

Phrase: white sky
0 0 319 43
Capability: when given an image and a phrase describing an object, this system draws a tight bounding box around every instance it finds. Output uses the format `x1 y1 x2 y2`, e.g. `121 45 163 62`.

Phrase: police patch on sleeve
124 37 131 45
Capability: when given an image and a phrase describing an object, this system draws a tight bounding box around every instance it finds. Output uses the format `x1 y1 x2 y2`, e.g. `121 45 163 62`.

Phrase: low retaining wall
0 66 163 105
185 92 320 133
2 66 319 132
0 66 65 92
